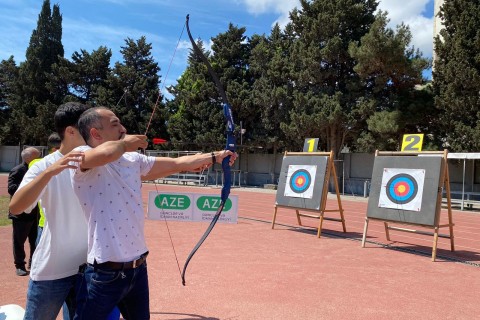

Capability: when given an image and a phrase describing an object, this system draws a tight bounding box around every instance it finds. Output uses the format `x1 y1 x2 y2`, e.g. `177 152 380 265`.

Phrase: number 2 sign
401 134 424 151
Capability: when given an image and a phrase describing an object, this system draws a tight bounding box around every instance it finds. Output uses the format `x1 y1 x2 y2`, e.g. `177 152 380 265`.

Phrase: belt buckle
133 252 148 268
133 257 142 268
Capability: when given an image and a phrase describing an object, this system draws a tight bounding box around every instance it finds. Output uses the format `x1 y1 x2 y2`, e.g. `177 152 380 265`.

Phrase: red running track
0 177 479 319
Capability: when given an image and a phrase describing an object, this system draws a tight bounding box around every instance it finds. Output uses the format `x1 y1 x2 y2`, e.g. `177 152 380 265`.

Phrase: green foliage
0 0 436 158
433 0 480 152
349 10 431 152
167 40 224 150
0 57 18 144
281 0 380 156
51 46 112 104
3 0 64 145
109 36 163 140
0 196 11 226
249 25 292 152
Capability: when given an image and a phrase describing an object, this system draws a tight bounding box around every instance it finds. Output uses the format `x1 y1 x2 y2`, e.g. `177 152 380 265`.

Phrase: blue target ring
386 173 418 204
289 169 311 194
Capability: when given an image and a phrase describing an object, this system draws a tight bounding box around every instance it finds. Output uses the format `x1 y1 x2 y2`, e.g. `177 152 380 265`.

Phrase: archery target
284 165 317 199
379 168 425 211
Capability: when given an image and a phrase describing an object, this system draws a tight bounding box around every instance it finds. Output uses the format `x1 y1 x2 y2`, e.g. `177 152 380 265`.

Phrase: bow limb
181 14 236 286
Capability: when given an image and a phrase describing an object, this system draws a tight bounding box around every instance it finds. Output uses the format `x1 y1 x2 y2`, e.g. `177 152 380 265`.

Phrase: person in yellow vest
28 159 44 246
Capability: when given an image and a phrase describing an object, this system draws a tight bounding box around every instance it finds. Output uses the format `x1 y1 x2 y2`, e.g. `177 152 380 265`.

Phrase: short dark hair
78 107 109 144
54 102 89 140
47 132 61 149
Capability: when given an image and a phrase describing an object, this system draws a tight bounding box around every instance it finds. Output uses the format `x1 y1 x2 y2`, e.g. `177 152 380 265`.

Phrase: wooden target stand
361 150 455 261
272 151 346 238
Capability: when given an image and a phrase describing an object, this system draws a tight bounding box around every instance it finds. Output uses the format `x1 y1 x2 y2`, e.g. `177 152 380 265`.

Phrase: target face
284 165 317 199
379 168 425 211
386 174 418 204
289 169 311 193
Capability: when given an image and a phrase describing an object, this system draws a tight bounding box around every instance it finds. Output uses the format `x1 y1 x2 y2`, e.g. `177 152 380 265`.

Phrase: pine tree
250 25 293 153
280 0 378 156
108 36 162 138
350 11 431 151
167 40 224 150
51 46 112 104
433 0 480 151
0 57 18 144
6 0 64 145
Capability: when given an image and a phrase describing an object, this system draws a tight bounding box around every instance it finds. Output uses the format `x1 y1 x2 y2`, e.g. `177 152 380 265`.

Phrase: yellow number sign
303 138 319 152
401 134 424 151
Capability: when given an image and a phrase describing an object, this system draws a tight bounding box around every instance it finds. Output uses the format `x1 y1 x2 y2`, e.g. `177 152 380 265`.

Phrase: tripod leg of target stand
317 213 325 238
361 218 369 247
272 206 278 229
432 227 439 262
384 222 391 241
296 210 302 226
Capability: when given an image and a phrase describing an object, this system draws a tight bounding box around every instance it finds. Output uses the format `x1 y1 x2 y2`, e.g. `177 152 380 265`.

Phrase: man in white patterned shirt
72 107 236 319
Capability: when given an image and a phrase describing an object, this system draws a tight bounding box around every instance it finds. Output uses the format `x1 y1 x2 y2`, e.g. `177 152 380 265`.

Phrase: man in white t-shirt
71 107 237 319
9 102 88 320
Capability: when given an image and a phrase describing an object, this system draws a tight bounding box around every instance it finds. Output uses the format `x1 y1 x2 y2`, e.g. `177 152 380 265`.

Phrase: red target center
394 182 409 196
294 177 305 187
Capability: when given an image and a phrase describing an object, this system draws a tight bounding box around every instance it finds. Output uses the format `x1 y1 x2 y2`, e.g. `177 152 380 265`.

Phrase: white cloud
377 0 434 58
238 0 300 28
377 0 431 25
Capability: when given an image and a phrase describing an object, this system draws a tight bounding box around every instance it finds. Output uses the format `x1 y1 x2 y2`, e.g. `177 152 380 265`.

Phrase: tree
5 0 64 145
350 11 432 152
433 0 480 151
280 0 378 157
0 57 18 144
167 40 225 150
106 37 163 141
211 23 254 149
168 24 253 151
51 46 112 104
249 25 293 153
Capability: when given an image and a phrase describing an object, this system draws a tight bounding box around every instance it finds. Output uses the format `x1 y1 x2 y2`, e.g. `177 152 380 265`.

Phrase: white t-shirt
18 151 88 281
72 146 155 264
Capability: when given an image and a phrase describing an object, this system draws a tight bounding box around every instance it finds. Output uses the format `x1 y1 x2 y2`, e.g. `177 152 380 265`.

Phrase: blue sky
0 0 435 97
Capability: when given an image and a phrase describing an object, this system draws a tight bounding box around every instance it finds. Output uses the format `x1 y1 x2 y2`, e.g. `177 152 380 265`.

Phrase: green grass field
0 195 12 226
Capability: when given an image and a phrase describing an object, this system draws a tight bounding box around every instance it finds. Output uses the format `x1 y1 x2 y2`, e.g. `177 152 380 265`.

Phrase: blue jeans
74 261 149 320
24 274 78 320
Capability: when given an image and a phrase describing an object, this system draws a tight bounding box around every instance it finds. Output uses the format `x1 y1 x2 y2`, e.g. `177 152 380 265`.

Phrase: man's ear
65 126 76 137
90 127 102 141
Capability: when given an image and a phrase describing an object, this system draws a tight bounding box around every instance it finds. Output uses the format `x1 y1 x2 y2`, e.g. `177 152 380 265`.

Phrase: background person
8 147 41 276
47 132 61 153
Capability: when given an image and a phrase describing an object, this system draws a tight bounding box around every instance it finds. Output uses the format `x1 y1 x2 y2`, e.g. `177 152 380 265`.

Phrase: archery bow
181 14 236 285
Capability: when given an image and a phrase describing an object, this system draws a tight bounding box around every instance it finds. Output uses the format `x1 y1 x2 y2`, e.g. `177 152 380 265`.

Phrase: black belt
93 252 148 270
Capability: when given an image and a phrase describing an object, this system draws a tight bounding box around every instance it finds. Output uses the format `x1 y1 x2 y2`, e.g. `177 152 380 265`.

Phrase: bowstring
143 20 187 280
144 21 186 135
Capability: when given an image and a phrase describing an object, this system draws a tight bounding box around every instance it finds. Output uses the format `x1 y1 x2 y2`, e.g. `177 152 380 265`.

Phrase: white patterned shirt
72 146 155 264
